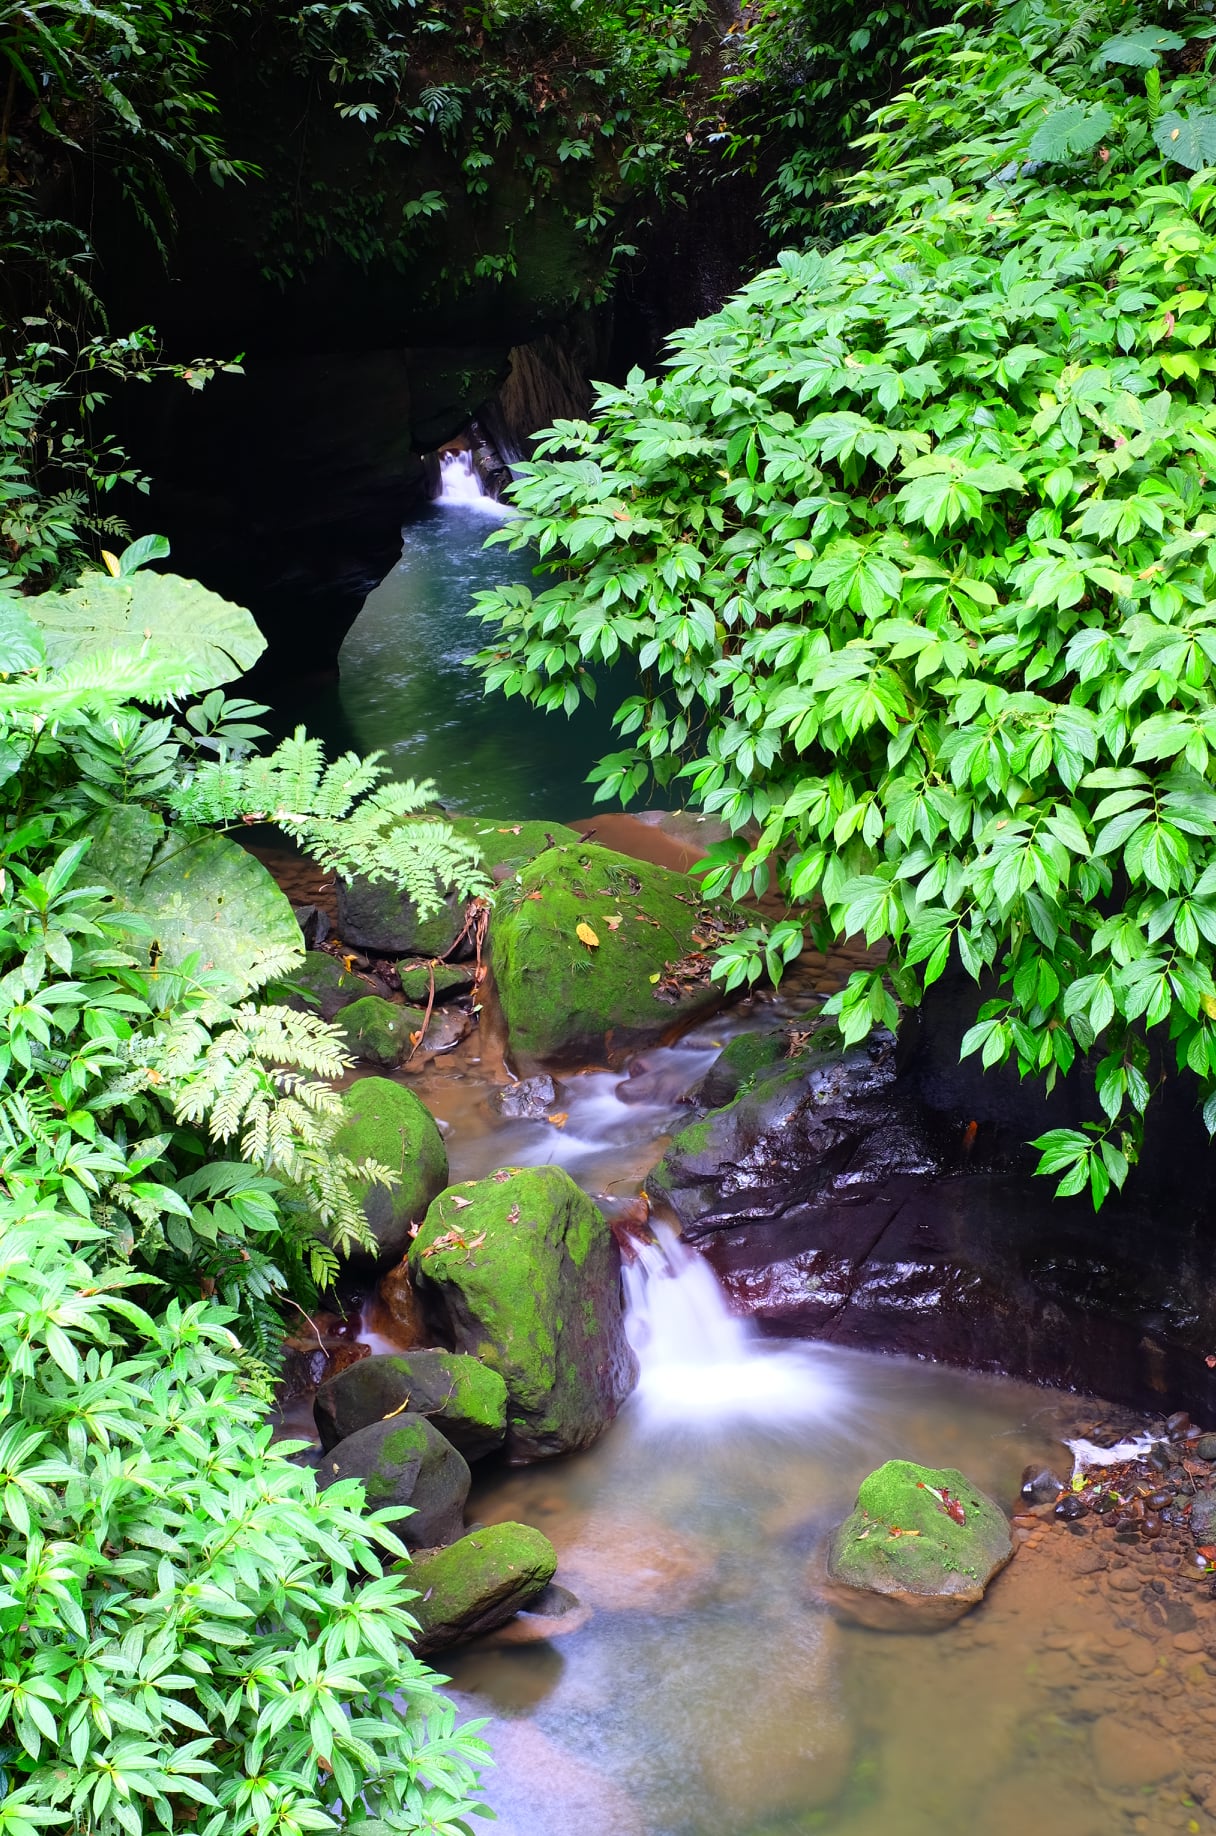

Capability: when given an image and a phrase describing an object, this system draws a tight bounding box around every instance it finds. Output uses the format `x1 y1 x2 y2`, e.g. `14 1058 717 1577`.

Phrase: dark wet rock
689 1024 816 1110
1195 1434 1216 1461
334 1077 448 1267
1021 1465 1065 1505
318 1414 470 1548
657 969 1216 1419
409 1164 637 1461
337 878 465 959
315 1349 508 1459
822 1459 1013 1630
405 1521 558 1654
377 1260 430 1346
1168 1411 1193 1437
1055 1494 1085 1520
1191 1491 1216 1542
293 903 331 948
495 1075 557 1120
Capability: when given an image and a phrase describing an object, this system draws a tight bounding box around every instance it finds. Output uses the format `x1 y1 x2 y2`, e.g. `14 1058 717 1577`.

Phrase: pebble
1196 1434 1216 1461
1120 1636 1159 1676
1174 1630 1206 1654
1092 1718 1183 1788
1109 1570 1145 1593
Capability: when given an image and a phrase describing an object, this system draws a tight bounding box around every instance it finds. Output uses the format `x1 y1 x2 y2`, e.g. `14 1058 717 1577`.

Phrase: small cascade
436 448 510 517
623 1224 846 1430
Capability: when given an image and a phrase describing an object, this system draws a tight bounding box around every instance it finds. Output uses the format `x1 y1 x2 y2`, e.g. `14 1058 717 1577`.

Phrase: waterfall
436 449 510 517
622 1224 846 1430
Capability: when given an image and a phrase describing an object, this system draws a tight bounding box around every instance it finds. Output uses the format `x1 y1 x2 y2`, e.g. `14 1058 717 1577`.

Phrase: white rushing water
622 1223 848 1431
436 448 511 517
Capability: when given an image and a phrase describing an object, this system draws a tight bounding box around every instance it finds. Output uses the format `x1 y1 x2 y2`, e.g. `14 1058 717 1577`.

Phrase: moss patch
406 1521 557 1653
334 1077 448 1265
284 950 368 1021
490 841 740 1065
314 1349 507 1459
396 962 473 1003
337 995 427 1068
408 1163 636 1460
320 1413 470 1548
449 816 581 875
828 1460 1012 1601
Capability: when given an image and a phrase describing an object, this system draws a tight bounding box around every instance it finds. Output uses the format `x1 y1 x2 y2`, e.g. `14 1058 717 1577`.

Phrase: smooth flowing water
277 460 623 816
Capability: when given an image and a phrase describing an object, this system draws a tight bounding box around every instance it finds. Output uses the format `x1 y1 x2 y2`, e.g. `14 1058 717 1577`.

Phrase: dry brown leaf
605 914 623 930
547 1111 569 1128
576 921 600 948
449 1195 474 1210
507 1203 521 1224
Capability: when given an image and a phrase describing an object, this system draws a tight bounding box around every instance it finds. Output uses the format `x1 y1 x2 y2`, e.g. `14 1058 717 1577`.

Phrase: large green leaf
0 601 45 674
1027 103 1112 161
1155 108 1216 172
92 825 302 998
27 572 266 692
1097 26 1184 66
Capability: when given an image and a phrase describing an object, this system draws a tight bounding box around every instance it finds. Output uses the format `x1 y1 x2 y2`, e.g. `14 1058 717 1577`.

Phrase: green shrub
474 0 1216 1204
0 1195 488 1836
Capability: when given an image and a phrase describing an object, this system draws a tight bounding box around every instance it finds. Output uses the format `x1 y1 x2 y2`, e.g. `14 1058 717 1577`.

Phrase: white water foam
436 449 511 518
622 1224 846 1431
1065 1433 1157 1471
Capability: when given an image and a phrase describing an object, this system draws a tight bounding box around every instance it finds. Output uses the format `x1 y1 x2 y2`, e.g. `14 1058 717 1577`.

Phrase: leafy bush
0 1196 488 1836
0 557 491 1829
475 0 1216 1205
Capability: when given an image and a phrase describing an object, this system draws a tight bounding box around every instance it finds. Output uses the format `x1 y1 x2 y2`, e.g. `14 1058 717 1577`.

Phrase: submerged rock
408 1164 637 1461
337 994 427 1068
490 841 740 1066
406 1521 558 1653
334 1077 448 1266
315 1349 508 1459
319 1414 470 1548
824 1459 1013 1629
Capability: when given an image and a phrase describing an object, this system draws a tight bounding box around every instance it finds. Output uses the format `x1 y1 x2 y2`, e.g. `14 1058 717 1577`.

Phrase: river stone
490 841 740 1067
377 1259 429 1345
495 1075 556 1119
396 961 475 1003
406 1521 557 1653
1191 1489 1216 1542
334 1077 448 1266
408 1164 637 1461
337 878 465 957
314 1349 508 1459
824 1459 1013 1629
337 995 427 1068
319 1414 470 1548
284 949 370 1021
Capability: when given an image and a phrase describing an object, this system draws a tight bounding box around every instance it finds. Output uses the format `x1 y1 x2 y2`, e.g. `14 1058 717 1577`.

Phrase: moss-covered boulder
319 1414 470 1548
823 1460 1013 1630
337 995 427 1068
406 1522 558 1654
408 1164 636 1461
336 880 464 958
284 950 369 1021
692 1027 799 1110
396 961 474 1003
315 1350 508 1460
448 816 581 876
334 1077 448 1266
491 841 739 1066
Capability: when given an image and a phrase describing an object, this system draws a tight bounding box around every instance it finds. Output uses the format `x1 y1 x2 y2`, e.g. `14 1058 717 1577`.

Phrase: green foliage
0 1196 488 1836
475 0 1216 1203
717 0 948 242
168 733 492 920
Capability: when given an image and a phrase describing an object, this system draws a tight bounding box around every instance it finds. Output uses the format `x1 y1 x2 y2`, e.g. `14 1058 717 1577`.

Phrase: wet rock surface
318 1413 470 1548
406 1521 558 1654
654 979 1216 1417
314 1348 508 1459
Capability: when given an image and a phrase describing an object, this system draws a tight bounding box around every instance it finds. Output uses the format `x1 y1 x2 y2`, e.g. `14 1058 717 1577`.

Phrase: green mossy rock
825 1460 1013 1630
334 1077 448 1266
336 880 464 957
319 1414 470 1549
408 1164 636 1461
491 841 735 1066
692 1028 797 1109
396 962 474 1003
448 816 581 877
337 995 427 1068
284 950 369 1022
314 1350 508 1460
406 1521 558 1654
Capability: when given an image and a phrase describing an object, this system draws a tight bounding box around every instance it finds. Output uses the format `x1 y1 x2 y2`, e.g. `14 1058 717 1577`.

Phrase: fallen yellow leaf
605 913 623 930
576 921 600 948
649 972 661 983
547 1111 569 1128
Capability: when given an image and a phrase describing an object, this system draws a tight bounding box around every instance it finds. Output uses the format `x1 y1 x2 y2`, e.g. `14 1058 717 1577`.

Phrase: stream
277 472 1215 1836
